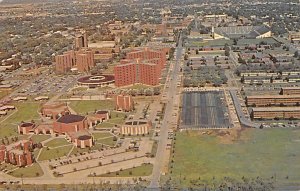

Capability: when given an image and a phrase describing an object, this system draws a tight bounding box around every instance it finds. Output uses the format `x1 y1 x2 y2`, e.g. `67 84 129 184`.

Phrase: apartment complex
114 48 166 87
115 94 134 112
75 31 88 49
280 87 300 95
246 95 300 106
251 107 300 119
0 140 33 167
55 50 95 74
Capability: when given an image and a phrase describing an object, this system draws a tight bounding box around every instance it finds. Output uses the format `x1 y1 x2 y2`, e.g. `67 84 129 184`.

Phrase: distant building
114 48 166 87
246 95 300 107
115 95 134 112
121 120 152 135
280 87 300 95
55 49 95 74
0 140 33 167
41 103 70 120
288 31 300 41
18 122 36 134
251 107 300 120
75 31 88 50
213 25 271 40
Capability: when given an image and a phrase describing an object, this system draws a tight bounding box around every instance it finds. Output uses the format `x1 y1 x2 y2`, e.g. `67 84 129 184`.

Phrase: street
148 35 184 189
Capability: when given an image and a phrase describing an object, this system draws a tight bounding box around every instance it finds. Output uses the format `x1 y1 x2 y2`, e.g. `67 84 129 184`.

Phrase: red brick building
18 122 35 134
55 49 95 74
115 95 134 112
75 31 88 50
41 103 70 120
53 114 89 135
67 130 93 149
0 140 33 167
114 48 166 87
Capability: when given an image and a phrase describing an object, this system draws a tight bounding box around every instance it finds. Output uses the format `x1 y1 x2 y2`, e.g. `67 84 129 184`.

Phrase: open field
69 100 115 114
92 132 113 140
0 102 41 139
95 137 117 146
38 145 73 161
188 39 233 47
98 163 153 177
8 163 44 178
237 37 278 45
44 138 71 147
30 135 51 143
170 128 300 187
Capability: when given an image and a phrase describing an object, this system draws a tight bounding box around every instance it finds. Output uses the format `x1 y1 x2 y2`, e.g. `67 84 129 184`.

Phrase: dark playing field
181 91 231 129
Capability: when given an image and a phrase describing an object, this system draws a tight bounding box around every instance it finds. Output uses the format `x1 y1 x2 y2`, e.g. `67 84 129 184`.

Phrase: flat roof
252 107 300 112
247 95 300 99
281 87 300 90
57 114 85 124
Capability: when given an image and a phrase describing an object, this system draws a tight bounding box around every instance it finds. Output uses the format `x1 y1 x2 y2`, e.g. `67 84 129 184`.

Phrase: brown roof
57 114 85 124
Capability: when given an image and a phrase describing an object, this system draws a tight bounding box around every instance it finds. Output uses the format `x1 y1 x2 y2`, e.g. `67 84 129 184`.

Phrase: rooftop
252 107 300 112
57 114 85 124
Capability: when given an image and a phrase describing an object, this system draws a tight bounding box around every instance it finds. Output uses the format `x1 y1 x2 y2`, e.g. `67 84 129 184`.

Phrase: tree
153 87 160 95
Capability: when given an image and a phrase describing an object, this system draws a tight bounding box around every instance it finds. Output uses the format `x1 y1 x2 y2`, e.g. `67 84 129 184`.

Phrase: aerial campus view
0 0 300 190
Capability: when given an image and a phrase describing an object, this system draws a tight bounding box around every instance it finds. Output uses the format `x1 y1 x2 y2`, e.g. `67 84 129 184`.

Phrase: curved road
229 90 261 128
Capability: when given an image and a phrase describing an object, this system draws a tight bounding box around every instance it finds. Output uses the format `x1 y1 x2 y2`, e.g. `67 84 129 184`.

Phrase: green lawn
44 138 71 148
30 135 51 143
69 100 115 114
9 163 44 178
94 111 126 129
92 132 113 140
170 128 300 187
110 111 126 119
38 145 73 161
0 102 41 139
96 137 117 147
98 163 153 177
95 122 115 129
70 144 104 155
0 163 18 171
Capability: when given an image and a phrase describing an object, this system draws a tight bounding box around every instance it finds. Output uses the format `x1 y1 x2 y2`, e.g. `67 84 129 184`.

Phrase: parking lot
18 74 78 95
181 91 231 129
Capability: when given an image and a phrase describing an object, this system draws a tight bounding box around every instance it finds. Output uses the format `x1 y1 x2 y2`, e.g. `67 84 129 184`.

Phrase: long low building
246 95 300 106
121 120 152 136
251 107 300 120
280 87 300 95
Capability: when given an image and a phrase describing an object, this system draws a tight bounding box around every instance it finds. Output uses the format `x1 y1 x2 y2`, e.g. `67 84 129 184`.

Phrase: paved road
148 35 184 189
229 90 260 128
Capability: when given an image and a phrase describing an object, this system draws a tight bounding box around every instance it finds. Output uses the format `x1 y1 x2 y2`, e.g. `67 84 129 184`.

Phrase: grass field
0 102 41 139
188 39 233 47
99 163 153 177
70 144 105 155
92 132 113 140
44 138 71 147
95 137 117 147
96 122 115 128
30 135 51 143
38 145 73 161
9 163 44 178
69 100 115 114
170 128 300 187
